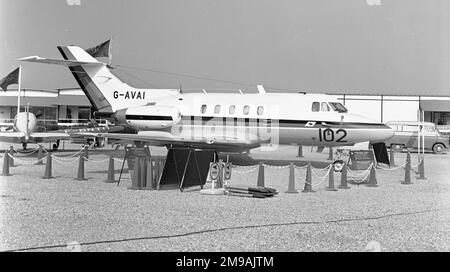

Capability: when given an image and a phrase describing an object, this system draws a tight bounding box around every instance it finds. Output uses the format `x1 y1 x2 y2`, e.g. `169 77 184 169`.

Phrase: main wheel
333 160 345 172
391 144 403 152
432 143 445 154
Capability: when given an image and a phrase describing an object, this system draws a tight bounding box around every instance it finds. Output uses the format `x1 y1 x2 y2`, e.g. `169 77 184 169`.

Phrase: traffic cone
302 163 315 193
285 163 298 193
389 147 395 166
402 152 413 184
9 146 15 167
417 156 427 180
338 163 350 189
328 147 334 160
105 155 115 183
2 150 11 176
35 145 44 165
297 145 303 158
326 164 337 191
42 153 54 179
366 164 378 187
76 153 87 181
257 162 265 187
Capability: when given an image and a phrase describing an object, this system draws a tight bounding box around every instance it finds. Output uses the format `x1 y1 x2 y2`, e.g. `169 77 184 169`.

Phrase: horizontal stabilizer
17 56 104 67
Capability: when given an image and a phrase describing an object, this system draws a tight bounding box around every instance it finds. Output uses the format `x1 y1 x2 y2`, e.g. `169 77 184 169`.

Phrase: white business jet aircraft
18 46 394 153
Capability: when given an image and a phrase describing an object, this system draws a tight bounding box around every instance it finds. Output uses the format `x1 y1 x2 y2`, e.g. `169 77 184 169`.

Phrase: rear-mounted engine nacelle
115 105 181 129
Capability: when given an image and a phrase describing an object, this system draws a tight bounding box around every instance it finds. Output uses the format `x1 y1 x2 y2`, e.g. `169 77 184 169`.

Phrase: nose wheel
22 143 27 150
332 149 345 172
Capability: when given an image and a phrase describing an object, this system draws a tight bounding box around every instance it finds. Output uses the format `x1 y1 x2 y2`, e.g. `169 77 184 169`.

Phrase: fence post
76 153 87 181
366 164 378 187
257 162 265 187
338 163 350 189
417 156 427 180
84 145 89 160
35 145 44 165
401 152 413 185
2 150 11 176
9 146 15 167
42 152 54 179
328 147 333 160
389 147 395 167
285 163 298 193
297 145 303 158
301 163 315 193
105 154 115 183
326 164 337 191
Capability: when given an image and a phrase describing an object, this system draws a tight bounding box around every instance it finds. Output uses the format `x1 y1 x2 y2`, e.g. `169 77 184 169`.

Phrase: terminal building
1 88 450 131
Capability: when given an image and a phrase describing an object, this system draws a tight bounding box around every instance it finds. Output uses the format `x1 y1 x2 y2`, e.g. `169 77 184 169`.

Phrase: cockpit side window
329 102 348 113
311 102 320 112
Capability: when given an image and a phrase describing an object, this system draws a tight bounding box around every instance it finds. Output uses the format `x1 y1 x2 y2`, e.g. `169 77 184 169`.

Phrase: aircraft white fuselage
112 92 394 147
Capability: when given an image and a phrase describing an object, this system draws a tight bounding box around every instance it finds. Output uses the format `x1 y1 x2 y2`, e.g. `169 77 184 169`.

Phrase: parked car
384 121 449 154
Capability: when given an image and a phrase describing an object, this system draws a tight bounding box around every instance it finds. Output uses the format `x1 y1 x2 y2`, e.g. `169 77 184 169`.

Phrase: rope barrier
310 165 332 180
84 157 110 164
51 147 85 159
51 156 79 165
113 158 124 163
305 166 332 188
13 147 39 155
410 158 423 169
51 155 79 162
377 162 407 171
7 153 46 165
232 165 259 174
262 164 290 170
346 164 373 184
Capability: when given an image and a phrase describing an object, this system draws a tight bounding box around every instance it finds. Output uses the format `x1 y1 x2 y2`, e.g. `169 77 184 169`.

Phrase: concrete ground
0 141 449 252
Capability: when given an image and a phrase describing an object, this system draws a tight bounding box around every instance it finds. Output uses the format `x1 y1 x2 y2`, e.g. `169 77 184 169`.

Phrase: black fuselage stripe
179 116 389 129
126 115 173 121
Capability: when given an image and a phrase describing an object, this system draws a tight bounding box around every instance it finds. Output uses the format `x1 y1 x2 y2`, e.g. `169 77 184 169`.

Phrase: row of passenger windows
201 105 264 115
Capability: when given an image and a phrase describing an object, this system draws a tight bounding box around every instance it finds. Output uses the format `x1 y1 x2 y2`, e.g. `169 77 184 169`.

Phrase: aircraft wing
0 132 26 143
28 132 71 143
102 131 268 152
18 56 104 67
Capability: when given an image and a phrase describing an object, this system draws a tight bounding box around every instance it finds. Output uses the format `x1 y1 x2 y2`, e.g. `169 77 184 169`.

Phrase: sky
1 0 450 95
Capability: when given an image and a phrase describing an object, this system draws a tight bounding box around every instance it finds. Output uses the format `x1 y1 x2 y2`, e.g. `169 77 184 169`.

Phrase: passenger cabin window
321 102 330 112
257 106 264 115
200 104 207 114
312 102 320 112
229 105 235 114
214 105 221 114
243 105 250 115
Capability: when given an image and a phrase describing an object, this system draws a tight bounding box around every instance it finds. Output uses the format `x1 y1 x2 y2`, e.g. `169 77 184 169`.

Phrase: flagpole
109 36 113 65
17 65 22 114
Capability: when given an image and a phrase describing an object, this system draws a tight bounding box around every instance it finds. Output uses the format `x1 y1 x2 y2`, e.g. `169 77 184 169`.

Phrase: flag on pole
86 39 111 59
0 67 20 91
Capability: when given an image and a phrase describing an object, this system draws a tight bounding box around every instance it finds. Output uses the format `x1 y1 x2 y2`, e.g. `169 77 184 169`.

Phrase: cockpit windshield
329 102 348 113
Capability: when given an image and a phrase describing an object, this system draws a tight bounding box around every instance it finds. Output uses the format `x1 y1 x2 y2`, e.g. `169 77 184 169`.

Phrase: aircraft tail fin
19 46 131 113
